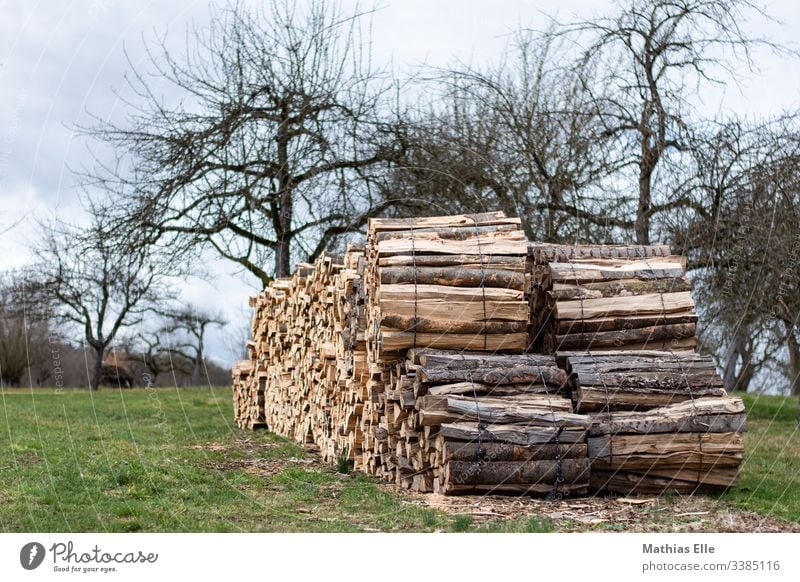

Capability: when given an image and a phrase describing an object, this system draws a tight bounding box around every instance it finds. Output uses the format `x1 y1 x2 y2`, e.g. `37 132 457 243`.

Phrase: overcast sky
2 0 800 366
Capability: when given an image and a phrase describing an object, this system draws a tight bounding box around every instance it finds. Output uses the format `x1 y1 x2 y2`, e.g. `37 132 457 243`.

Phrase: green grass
715 393 800 522
0 387 449 532
0 387 797 532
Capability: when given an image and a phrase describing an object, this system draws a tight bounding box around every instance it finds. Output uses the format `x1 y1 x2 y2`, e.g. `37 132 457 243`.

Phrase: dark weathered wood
444 458 590 488
446 396 590 428
420 365 567 387
426 381 560 397
591 452 743 471
439 422 587 445
441 440 588 462
381 317 528 335
551 276 692 300
554 323 696 350
588 397 746 435
411 349 556 368
555 312 698 334
576 385 727 412
530 243 672 264
441 482 589 495
380 266 525 289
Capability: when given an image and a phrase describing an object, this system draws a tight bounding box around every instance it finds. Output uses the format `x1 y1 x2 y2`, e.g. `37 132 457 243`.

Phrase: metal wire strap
539 367 565 500
410 225 418 349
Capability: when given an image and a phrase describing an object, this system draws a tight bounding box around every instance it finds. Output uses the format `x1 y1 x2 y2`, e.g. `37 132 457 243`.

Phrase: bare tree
32 217 171 390
83 0 407 286
393 30 628 242
160 306 226 386
124 331 181 385
563 0 780 244
0 273 52 387
678 115 800 396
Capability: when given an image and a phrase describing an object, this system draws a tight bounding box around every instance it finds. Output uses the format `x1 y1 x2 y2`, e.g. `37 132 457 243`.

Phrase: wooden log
443 458 590 488
379 283 524 302
380 266 525 289
379 299 528 322
554 323 696 350
575 369 723 390
555 292 694 320
591 452 743 471
426 381 561 397
550 277 692 299
377 237 528 257
378 331 529 352
445 397 590 428
576 386 727 412
588 432 743 461
378 254 526 270
409 349 554 367
380 315 528 334
375 223 522 242
439 422 587 445
554 312 698 334
369 211 520 231
419 365 567 386
441 441 588 462
588 397 746 435
530 243 672 264
441 482 589 495
419 394 572 412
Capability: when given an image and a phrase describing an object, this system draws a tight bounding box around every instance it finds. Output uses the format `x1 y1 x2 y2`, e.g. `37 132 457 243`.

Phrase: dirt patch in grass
201 456 319 478
403 490 800 532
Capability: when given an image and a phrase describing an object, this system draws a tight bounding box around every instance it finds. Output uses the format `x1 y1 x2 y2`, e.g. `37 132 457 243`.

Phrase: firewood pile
358 348 589 493
232 212 746 497
529 244 697 353
561 351 745 493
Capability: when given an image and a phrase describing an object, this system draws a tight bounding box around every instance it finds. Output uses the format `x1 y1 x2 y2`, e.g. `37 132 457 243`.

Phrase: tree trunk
90 345 105 391
191 354 202 386
636 163 652 245
723 327 753 393
786 329 800 397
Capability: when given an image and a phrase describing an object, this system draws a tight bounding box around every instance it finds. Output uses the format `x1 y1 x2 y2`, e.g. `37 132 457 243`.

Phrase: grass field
0 387 797 532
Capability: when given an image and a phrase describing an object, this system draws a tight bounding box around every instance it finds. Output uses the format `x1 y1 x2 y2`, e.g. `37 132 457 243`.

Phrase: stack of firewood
562 350 745 493
231 356 266 430
587 397 746 493
529 244 697 353
361 348 590 494
366 212 530 357
232 216 748 498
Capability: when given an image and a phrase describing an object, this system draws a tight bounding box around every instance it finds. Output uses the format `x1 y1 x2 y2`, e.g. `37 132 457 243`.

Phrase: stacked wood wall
233 217 746 496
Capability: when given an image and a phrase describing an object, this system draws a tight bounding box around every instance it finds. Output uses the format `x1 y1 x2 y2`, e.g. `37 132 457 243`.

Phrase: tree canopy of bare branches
32 217 172 390
84 0 407 286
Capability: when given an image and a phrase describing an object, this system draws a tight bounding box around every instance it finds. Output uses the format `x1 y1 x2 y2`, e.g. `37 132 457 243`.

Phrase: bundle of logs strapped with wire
359 347 590 494
561 350 746 494
529 244 698 353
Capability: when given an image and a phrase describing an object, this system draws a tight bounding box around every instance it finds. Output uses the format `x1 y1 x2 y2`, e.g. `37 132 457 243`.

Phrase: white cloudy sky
1 0 799 366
